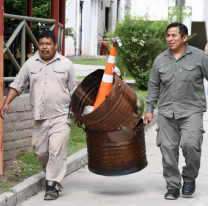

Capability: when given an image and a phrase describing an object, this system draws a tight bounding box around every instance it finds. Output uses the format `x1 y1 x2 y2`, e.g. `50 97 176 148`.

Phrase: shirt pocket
180 65 198 82
30 67 42 81
52 67 68 85
158 66 173 84
30 67 42 74
52 67 66 73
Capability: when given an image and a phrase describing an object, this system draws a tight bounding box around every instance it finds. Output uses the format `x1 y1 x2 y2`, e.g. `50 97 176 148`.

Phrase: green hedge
108 13 169 89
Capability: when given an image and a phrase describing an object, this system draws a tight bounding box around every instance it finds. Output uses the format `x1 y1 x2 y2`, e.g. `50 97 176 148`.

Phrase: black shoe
164 189 180 200
44 180 59 200
182 180 195 196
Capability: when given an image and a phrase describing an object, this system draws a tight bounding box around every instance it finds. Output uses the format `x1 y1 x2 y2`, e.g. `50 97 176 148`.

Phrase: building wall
119 0 175 21
203 0 208 40
65 0 77 56
65 0 208 56
3 94 33 161
118 0 208 44
65 0 118 56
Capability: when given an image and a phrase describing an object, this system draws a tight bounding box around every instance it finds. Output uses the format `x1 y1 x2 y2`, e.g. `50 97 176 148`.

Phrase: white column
76 0 80 55
94 0 98 55
203 0 208 41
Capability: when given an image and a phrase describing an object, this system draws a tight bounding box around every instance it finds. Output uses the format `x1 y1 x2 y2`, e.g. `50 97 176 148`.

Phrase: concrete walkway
74 64 105 76
20 110 208 206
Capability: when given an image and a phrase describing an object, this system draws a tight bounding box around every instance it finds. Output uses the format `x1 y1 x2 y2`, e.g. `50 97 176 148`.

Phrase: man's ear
183 34 188 42
55 43 58 50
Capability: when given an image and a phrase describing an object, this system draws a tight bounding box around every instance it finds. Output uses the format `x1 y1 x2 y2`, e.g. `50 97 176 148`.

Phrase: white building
65 0 118 56
118 0 208 50
65 0 208 56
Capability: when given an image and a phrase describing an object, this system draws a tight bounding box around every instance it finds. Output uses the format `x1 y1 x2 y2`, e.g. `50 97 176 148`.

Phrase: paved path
20 112 208 206
74 64 105 76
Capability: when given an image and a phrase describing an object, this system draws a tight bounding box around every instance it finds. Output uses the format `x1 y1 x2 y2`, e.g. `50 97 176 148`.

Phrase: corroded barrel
71 69 147 176
86 119 147 176
71 69 144 132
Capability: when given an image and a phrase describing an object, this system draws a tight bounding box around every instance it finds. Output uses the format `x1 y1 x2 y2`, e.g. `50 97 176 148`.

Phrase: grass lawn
77 75 135 80
136 90 148 109
72 60 107 66
0 118 87 195
73 60 135 80
16 118 87 177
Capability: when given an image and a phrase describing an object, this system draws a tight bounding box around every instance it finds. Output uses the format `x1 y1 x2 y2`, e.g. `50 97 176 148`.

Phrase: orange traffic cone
93 46 116 110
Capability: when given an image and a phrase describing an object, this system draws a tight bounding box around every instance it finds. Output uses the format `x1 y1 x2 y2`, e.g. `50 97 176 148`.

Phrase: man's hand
0 103 9 119
74 116 82 127
144 113 153 125
113 41 117 47
205 42 208 53
0 88 18 119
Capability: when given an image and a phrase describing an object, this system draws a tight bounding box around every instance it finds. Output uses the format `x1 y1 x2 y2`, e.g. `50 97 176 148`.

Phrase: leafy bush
108 13 169 89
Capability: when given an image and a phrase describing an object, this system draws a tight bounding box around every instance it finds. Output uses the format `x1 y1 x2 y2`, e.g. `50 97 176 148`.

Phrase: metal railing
3 13 64 82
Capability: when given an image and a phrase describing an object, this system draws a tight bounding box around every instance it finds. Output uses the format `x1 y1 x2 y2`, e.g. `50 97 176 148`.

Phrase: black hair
38 30 57 44
167 22 188 37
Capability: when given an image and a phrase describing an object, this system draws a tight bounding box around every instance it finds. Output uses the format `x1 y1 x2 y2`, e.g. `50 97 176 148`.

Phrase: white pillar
76 0 80 55
94 0 98 55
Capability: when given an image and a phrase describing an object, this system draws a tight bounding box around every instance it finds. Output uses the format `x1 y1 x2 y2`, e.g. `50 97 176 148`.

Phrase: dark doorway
105 7 110 31
117 0 120 20
79 1 83 55
188 22 207 51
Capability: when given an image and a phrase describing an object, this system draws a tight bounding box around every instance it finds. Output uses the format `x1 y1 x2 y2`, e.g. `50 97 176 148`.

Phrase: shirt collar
35 51 61 63
163 43 192 57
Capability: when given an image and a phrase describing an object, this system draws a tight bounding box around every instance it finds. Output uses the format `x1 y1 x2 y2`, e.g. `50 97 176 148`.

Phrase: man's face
38 37 57 62
166 27 188 51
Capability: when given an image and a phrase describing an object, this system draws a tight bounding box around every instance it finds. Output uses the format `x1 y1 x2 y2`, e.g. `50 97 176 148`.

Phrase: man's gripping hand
74 116 82 127
0 103 9 119
144 113 153 126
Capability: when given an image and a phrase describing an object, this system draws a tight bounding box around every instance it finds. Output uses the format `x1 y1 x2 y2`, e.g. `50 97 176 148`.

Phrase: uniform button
42 102 44 104
46 73 47 75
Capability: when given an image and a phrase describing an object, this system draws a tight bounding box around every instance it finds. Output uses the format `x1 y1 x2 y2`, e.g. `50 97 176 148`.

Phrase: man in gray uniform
144 22 208 200
0 30 76 200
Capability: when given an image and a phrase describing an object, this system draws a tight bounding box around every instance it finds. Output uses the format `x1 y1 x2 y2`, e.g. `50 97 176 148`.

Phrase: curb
0 148 88 206
0 110 158 206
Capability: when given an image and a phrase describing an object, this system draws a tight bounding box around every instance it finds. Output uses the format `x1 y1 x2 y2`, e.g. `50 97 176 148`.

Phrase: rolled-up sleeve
146 58 160 113
9 62 30 95
68 61 77 98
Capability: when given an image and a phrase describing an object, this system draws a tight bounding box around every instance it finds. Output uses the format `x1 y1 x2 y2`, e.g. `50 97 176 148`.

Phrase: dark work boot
164 189 180 200
182 180 195 196
44 180 59 200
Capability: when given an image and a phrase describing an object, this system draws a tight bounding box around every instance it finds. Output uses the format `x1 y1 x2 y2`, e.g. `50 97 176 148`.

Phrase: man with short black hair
0 30 76 200
145 22 208 200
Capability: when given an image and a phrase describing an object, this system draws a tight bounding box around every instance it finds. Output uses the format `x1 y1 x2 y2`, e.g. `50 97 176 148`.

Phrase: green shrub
108 13 169 89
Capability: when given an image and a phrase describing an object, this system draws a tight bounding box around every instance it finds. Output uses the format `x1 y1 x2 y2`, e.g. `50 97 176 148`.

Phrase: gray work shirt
10 52 77 120
146 44 208 119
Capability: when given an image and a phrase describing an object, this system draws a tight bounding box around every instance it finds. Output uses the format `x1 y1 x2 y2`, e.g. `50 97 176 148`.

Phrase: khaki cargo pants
32 114 71 191
156 112 205 189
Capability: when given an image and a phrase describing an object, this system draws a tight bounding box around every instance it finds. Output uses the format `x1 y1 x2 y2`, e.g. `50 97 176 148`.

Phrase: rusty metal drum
71 69 144 132
71 69 147 176
86 119 147 176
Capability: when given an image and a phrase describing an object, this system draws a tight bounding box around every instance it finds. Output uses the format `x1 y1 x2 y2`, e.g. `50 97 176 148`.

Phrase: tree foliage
4 0 51 26
108 13 169 89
